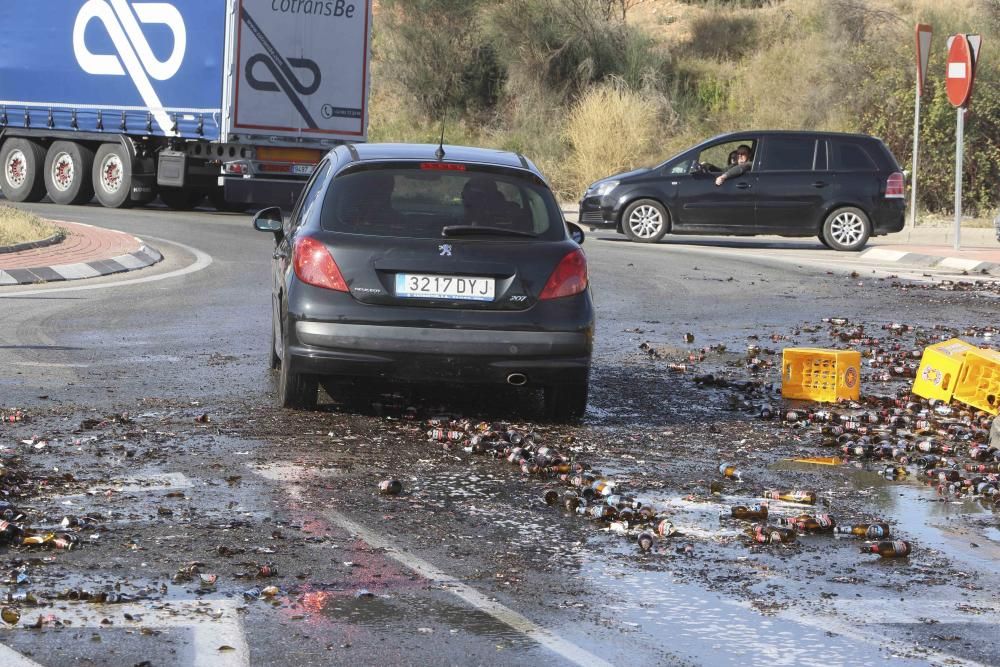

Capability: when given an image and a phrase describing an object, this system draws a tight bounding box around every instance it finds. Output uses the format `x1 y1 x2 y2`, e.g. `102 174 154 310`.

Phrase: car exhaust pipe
506 373 528 387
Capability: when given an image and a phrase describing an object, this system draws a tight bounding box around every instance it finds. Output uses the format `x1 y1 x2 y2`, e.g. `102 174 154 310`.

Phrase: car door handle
812 181 828 188
735 183 751 190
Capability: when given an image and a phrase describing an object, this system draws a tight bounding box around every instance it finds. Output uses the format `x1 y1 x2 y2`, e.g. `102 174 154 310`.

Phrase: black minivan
579 131 905 251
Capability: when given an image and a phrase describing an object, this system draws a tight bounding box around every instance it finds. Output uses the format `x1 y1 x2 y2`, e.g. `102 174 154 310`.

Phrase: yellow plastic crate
782 348 861 403
911 338 978 402
953 348 1000 415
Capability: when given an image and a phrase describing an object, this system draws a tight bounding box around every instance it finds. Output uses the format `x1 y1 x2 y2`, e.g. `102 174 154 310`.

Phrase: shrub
562 81 671 198
482 0 669 104
376 0 503 117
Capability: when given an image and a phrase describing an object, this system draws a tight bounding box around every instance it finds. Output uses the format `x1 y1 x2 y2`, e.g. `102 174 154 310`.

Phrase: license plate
292 164 314 175
395 273 495 301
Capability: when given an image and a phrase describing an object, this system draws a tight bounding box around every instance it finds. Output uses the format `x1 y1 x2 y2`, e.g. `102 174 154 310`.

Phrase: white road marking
764 601 995 667
8 362 91 368
259 464 611 667
7 600 249 667
86 472 194 494
0 644 45 667
52 473 196 500
0 236 212 298
827 598 1000 624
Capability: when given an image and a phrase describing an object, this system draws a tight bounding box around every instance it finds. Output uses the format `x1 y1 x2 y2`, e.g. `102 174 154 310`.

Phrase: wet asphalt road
1 201 999 667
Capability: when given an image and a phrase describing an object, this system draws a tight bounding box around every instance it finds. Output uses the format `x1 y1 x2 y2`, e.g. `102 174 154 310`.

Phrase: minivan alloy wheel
622 199 669 243
829 211 865 246
628 205 664 238
822 206 871 252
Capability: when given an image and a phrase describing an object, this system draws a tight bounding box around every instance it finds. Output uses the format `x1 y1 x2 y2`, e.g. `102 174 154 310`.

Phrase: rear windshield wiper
441 225 538 238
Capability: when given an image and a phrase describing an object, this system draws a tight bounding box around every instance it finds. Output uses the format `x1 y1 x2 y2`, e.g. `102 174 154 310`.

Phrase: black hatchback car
579 131 905 251
253 143 594 420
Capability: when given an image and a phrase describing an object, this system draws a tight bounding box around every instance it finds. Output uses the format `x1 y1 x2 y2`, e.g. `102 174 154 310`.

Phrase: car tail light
293 237 348 292
540 249 588 300
885 172 905 198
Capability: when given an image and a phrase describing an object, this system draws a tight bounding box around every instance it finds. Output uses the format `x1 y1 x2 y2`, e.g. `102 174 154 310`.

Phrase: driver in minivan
715 145 752 186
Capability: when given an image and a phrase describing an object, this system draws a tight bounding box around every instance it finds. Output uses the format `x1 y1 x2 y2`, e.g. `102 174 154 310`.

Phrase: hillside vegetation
371 0 1000 216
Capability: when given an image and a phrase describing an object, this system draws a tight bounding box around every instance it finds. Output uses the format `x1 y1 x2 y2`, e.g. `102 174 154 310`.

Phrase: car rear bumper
288 322 592 385
871 200 905 235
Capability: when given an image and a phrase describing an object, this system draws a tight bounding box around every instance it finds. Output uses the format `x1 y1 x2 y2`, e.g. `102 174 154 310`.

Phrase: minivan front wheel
822 207 871 251
622 199 669 243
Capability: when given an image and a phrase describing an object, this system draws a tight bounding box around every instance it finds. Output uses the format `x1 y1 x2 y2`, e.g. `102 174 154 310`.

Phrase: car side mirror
689 162 704 175
253 207 284 239
567 221 585 245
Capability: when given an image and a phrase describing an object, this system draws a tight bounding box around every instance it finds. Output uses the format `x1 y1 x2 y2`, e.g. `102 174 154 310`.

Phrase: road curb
0 232 65 255
0 244 163 286
861 248 999 274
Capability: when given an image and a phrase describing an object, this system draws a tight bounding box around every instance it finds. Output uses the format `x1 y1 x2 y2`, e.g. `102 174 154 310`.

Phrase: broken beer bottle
751 524 796 544
729 504 768 521
718 463 743 481
762 490 817 504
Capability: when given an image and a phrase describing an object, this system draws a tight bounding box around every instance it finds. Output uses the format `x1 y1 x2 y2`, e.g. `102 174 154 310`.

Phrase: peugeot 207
254 143 594 421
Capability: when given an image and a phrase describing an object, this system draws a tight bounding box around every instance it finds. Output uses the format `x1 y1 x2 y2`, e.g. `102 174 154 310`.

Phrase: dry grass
0 206 62 247
563 81 670 198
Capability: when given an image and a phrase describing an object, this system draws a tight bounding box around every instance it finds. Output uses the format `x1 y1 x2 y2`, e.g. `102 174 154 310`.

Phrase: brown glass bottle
781 513 836 533
861 540 911 558
835 522 891 539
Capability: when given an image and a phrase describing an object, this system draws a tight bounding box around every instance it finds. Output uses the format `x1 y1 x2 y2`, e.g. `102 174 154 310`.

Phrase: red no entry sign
946 34 974 107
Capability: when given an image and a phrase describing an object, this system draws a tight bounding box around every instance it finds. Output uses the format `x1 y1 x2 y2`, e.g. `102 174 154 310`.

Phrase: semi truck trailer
0 0 371 211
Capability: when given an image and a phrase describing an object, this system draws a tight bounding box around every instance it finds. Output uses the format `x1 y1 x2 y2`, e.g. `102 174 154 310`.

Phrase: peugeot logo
438 244 453 257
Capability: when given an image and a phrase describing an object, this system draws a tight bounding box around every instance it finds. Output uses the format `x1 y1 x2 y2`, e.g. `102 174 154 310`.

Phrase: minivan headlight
587 180 619 198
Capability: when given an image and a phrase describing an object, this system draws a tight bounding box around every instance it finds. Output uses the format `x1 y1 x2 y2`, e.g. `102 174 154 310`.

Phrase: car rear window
833 141 877 171
320 166 565 240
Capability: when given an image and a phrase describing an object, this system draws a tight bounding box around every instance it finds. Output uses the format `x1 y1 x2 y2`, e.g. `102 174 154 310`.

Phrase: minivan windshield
321 166 566 240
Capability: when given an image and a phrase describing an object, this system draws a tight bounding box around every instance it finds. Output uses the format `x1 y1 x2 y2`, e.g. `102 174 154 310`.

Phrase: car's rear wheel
278 333 317 410
544 382 588 423
822 207 871 251
622 199 669 243
269 316 281 370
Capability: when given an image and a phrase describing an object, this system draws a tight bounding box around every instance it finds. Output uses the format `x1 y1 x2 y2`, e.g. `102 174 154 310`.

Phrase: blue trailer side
0 1 371 211
0 1 227 141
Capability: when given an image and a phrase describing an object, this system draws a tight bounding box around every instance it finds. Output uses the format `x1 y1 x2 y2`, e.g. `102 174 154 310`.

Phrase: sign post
945 34 979 251
910 24 932 232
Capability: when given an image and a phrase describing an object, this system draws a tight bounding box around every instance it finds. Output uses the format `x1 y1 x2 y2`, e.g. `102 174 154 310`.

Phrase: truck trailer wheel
93 144 134 209
44 141 95 205
1 138 48 203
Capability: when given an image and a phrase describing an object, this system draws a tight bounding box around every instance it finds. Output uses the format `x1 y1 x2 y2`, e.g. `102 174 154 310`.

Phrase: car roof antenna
435 122 446 160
